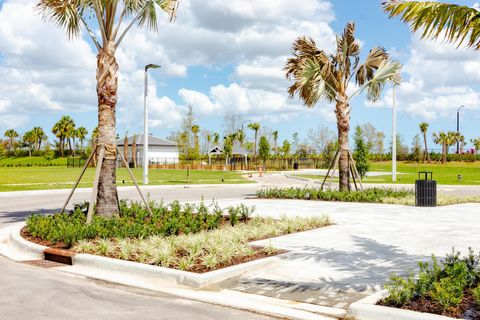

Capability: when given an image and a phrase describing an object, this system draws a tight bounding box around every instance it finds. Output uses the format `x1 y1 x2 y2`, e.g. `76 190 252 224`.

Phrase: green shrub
26 201 256 247
257 187 413 203
472 285 480 305
383 250 480 310
430 278 464 311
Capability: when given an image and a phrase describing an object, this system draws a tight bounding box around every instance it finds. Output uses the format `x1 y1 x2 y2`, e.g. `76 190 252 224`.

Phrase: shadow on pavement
0 208 60 225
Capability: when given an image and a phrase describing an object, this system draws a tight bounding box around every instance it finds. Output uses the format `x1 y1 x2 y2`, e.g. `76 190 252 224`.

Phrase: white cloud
368 35 480 121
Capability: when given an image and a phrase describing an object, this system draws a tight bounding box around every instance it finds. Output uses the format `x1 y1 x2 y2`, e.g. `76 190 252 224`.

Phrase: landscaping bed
24 201 331 273
379 250 480 319
257 187 413 203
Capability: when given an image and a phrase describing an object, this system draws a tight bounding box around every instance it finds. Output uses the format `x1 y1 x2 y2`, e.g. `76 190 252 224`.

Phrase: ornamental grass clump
257 187 413 203
381 249 480 317
72 215 331 272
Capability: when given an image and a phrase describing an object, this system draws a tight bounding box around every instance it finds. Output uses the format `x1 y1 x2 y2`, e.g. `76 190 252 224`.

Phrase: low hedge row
256 187 413 203
26 201 254 247
0 156 67 167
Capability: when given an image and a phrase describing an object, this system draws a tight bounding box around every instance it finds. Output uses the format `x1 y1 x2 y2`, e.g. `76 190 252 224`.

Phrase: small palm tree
52 116 75 157
4 129 19 155
471 138 480 154
38 0 178 217
31 127 46 151
419 122 431 163
191 125 200 157
23 130 37 157
384 1 480 49
272 131 279 157
248 122 261 161
432 131 458 163
76 127 88 152
459 135 465 154
285 22 401 190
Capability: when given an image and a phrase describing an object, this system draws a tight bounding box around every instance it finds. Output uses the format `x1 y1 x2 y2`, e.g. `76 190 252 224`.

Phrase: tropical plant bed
23 201 331 273
378 250 480 319
257 187 414 203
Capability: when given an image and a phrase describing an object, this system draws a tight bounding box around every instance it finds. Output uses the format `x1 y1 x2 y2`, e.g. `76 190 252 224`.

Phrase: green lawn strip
293 161 480 185
380 250 480 318
0 167 250 191
25 201 331 272
0 156 67 167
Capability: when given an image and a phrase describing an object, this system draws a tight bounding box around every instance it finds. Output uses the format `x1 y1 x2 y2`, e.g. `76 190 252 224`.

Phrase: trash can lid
418 171 433 180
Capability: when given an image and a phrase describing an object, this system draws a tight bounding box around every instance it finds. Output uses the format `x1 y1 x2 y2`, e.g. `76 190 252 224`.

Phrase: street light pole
143 64 161 185
456 105 464 154
392 85 397 182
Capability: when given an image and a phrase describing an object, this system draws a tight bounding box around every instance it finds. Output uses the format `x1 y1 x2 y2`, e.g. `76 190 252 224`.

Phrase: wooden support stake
60 146 97 214
86 146 105 224
320 150 339 191
118 148 153 216
348 150 363 191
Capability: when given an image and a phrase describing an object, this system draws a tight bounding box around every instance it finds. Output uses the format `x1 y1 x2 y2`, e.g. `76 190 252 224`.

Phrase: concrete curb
347 290 455 320
72 252 281 288
4 224 345 319
7 223 279 288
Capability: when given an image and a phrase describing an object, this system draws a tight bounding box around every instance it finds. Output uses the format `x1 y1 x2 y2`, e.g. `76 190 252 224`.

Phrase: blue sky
0 0 479 149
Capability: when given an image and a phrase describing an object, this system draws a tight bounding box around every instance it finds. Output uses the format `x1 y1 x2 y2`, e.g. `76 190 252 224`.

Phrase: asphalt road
0 256 271 320
0 183 273 320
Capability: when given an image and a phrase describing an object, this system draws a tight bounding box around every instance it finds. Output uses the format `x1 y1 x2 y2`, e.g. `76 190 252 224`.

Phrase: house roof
117 134 177 147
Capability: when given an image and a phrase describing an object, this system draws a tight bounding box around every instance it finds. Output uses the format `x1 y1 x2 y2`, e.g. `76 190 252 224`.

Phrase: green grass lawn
297 161 480 185
0 167 250 192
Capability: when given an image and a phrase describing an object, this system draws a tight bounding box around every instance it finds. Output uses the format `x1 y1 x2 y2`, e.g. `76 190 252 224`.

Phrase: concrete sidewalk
212 199 480 308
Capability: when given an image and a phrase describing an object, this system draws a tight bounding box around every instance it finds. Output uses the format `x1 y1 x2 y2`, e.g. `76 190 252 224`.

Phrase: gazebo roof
208 144 249 156
117 134 176 147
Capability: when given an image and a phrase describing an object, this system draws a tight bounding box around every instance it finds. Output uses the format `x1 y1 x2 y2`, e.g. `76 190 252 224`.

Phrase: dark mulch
380 290 480 319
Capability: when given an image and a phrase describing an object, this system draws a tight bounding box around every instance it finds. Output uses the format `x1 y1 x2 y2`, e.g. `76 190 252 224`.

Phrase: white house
117 134 179 165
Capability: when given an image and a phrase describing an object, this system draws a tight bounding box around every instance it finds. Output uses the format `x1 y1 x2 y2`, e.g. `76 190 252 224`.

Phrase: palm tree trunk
60 138 64 157
423 132 430 163
95 44 119 217
336 101 350 191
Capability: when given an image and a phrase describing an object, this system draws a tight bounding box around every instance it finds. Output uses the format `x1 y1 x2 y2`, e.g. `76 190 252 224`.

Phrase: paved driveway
213 199 480 308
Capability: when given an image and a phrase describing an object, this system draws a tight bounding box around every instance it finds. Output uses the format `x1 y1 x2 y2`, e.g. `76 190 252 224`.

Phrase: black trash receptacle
293 163 299 170
415 171 437 207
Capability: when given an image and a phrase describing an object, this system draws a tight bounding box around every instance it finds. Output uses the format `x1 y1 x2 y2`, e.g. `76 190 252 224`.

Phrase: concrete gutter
347 291 455 320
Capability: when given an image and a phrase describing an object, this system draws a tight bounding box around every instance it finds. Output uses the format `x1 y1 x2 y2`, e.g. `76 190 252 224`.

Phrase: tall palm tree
272 130 278 156
384 1 480 49
248 122 261 161
38 0 178 217
285 22 401 190
191 125 200 157
23 130 36 157
471 138 480 154
4 129 19 155
52 116 74 157
433 131 451 163
419 122 431 163
445 131 460 155
76 127 88 151
212 132 220 146
31 127 46 151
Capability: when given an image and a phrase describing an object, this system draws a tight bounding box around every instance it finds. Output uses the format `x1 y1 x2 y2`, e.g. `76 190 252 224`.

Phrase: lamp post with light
143 64 161 185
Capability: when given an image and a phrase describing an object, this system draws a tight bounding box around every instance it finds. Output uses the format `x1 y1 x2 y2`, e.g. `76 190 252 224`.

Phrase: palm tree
459 135 465 154
212 132 220 146
236 129 245 146
31 127 46 151
23 130 36 157
471 138 480 154
52 116 75 157
272 131 279 156
446 131 460 155
285 23 401 190
384 1 480 49
76 127 88 152
432 131 448 163
191 125 200 157
38 0 178 217
419 122 431 163
4 129 19 155
248 122 261 161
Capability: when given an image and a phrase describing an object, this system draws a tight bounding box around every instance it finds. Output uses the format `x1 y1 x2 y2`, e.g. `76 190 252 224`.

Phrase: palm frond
285 37 338 107
383 0 480 49
355 47 389 86
37 0 85 38
362 60 402 102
